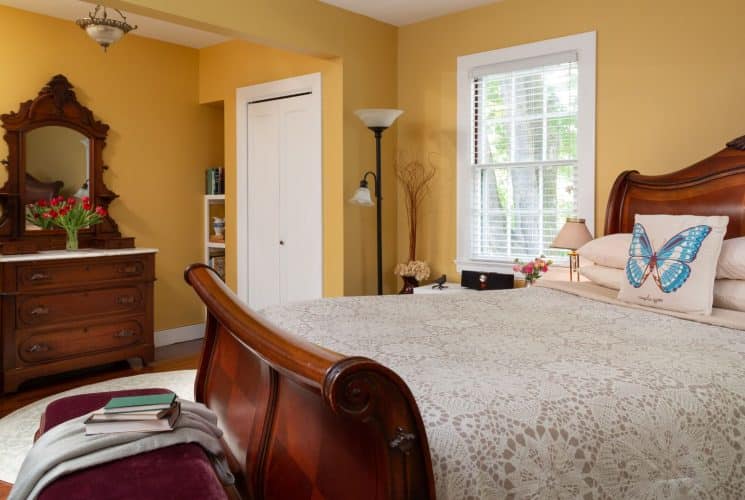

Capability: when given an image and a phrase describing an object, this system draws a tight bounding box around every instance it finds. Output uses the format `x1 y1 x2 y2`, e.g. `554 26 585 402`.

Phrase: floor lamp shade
349 184 374 206
354 109 403 128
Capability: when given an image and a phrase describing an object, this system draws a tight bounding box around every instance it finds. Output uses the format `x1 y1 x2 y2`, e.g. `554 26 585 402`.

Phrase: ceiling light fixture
76 5 137 52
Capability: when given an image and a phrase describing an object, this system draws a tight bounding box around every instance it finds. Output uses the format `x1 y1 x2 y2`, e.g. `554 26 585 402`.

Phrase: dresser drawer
17 285 145 328
17 318 145 364
17 257 149 291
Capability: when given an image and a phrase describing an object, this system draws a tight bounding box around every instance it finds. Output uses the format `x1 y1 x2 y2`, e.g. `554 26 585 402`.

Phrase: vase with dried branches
394 153 437 293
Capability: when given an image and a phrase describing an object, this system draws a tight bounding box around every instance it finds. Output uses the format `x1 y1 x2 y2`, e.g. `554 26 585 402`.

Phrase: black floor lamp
349 108 403 295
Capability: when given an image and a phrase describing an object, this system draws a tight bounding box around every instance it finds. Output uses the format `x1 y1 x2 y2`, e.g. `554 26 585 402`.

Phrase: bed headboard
605 135 745 239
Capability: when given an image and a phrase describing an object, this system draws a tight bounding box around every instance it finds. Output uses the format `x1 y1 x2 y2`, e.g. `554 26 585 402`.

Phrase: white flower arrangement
394 260 431 282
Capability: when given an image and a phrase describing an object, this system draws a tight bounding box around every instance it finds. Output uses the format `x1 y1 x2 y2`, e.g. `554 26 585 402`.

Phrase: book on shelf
209 253 226 280
85 403 181 435
103 392 177 414
205 167 225 195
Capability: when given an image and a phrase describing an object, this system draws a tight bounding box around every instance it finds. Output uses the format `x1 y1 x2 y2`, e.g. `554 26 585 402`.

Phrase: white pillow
582 264 745 313
717 237 745 280
713 279 745 312
579 265 624 290
577 233 632 269
617 214 728 315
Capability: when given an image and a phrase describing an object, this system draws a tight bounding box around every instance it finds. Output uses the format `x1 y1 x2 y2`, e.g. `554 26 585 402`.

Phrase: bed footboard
185 264 435 500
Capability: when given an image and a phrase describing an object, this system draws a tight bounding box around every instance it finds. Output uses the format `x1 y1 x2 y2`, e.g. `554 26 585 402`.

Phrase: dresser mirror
0 74 132 252
25 125 89 202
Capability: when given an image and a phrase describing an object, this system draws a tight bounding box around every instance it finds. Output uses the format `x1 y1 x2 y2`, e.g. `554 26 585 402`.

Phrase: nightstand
412 282 473 294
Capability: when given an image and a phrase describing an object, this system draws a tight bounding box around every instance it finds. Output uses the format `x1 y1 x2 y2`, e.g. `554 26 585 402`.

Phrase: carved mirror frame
0 74 132 253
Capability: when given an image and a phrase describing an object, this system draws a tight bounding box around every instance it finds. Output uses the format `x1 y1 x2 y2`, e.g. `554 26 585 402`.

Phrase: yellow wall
397 0 745 280
198 40 344 296
0 6 224 331
6 0 741 306
113 0 400 295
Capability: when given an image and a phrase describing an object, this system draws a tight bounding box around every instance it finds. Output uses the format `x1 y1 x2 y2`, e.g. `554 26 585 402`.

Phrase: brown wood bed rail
605 135 745 239
184 264 435 500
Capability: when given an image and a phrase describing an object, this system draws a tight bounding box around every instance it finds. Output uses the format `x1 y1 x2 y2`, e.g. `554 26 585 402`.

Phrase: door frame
236 73 323 303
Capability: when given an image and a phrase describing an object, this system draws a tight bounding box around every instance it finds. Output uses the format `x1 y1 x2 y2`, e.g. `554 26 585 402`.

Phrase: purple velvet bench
32 389 229 500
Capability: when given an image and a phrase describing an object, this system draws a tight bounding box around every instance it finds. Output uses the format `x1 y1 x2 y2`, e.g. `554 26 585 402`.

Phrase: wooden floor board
0 340 202 419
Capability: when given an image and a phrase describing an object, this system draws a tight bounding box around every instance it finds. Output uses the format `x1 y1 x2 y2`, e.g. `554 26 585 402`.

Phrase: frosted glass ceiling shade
354 109 404 128
84 24 125 49
349 185 374 206
76 5 137 52
551 217 593 250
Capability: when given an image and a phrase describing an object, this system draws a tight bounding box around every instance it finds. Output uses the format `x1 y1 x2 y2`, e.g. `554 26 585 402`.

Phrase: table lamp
551 217 593 281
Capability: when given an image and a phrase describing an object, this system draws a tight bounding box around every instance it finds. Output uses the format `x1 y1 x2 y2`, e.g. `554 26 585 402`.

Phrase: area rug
0 369 197 484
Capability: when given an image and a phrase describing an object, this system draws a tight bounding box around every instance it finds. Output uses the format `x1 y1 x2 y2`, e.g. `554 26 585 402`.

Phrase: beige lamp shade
354 109 403 128
551 217 593 250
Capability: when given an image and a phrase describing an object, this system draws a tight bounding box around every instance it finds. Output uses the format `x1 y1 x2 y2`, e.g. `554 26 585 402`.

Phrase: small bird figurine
432 274 448 290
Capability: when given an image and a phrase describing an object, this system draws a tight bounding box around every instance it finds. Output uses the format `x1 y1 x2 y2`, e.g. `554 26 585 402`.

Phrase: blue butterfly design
626 223 711 293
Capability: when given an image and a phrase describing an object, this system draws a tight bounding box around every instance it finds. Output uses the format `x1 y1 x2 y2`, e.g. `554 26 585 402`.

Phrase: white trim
235 73 323 303
456 32 596 273
154 323 205 348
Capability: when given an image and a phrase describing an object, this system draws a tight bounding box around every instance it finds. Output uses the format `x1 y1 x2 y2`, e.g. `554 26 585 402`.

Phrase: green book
103 393 176 414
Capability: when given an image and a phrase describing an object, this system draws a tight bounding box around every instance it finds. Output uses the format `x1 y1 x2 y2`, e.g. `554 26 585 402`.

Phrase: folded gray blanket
9 399 234 500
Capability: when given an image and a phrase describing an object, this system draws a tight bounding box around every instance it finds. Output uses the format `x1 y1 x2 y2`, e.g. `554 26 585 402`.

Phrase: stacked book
205 167 225 195
85 392 180 435
208 253 225 280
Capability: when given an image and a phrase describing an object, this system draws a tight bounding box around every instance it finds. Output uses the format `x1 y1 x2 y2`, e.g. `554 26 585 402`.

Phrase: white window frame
456 32 596 273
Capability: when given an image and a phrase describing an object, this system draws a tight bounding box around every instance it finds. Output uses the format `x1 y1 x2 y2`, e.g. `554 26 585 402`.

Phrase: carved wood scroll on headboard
605 136 745 239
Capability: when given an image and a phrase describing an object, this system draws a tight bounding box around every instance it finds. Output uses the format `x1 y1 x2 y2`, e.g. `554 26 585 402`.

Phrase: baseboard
154 323 205 348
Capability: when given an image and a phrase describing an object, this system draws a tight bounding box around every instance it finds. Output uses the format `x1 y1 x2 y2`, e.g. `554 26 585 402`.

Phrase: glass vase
513 272 527 288
65 228 79 251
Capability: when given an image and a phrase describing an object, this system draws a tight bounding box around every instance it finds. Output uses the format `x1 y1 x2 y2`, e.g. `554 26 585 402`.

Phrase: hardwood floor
0 340 202 419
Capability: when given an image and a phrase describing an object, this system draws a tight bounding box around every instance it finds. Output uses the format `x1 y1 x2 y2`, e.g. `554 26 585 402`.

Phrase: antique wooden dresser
0 249 156 393
0 75 160 393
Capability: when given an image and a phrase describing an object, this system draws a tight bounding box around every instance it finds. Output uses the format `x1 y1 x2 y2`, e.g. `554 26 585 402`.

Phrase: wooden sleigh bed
184 135 745 500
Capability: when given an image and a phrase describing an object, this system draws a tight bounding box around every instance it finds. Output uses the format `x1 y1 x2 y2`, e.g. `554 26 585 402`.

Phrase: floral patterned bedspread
261 287 745 499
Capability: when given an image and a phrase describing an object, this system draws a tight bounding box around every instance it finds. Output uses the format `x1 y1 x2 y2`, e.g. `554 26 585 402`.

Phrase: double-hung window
457 32 596 272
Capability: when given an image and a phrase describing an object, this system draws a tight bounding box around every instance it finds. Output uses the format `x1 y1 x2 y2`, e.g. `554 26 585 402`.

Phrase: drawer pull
114 329 136 338
29 272 50 281
116 295 136 305
30 306 49 316
26 343 50 353
119 264 142 275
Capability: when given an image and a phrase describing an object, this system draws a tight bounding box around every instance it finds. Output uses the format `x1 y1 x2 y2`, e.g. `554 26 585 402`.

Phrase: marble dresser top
0 248 158 263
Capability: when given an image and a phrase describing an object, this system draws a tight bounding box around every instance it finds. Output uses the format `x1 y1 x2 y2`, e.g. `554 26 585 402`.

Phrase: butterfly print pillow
617 214 728 315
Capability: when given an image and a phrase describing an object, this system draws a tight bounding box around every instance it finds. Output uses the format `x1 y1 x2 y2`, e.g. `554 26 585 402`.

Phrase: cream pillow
583 264 745 313
579 265 624 290
717 237 745 280
713 279 745 312
577 233 632 269
617 214 728 315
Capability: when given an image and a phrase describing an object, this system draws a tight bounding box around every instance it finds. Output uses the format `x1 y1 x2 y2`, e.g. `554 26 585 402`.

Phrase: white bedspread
261 285 745 499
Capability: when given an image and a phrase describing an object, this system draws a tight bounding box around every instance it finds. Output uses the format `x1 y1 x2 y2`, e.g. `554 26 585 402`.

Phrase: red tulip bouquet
26 196 107 250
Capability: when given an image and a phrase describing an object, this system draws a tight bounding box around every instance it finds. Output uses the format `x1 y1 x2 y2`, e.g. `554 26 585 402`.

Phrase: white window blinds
470 51 579 262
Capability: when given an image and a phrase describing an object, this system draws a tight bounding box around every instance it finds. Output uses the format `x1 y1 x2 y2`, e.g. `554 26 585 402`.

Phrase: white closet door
247 100 281 310
278 94 322 305
246 91 322 310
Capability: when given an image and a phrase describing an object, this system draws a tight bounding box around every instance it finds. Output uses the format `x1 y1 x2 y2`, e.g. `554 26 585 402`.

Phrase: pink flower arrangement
513 256 553 283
